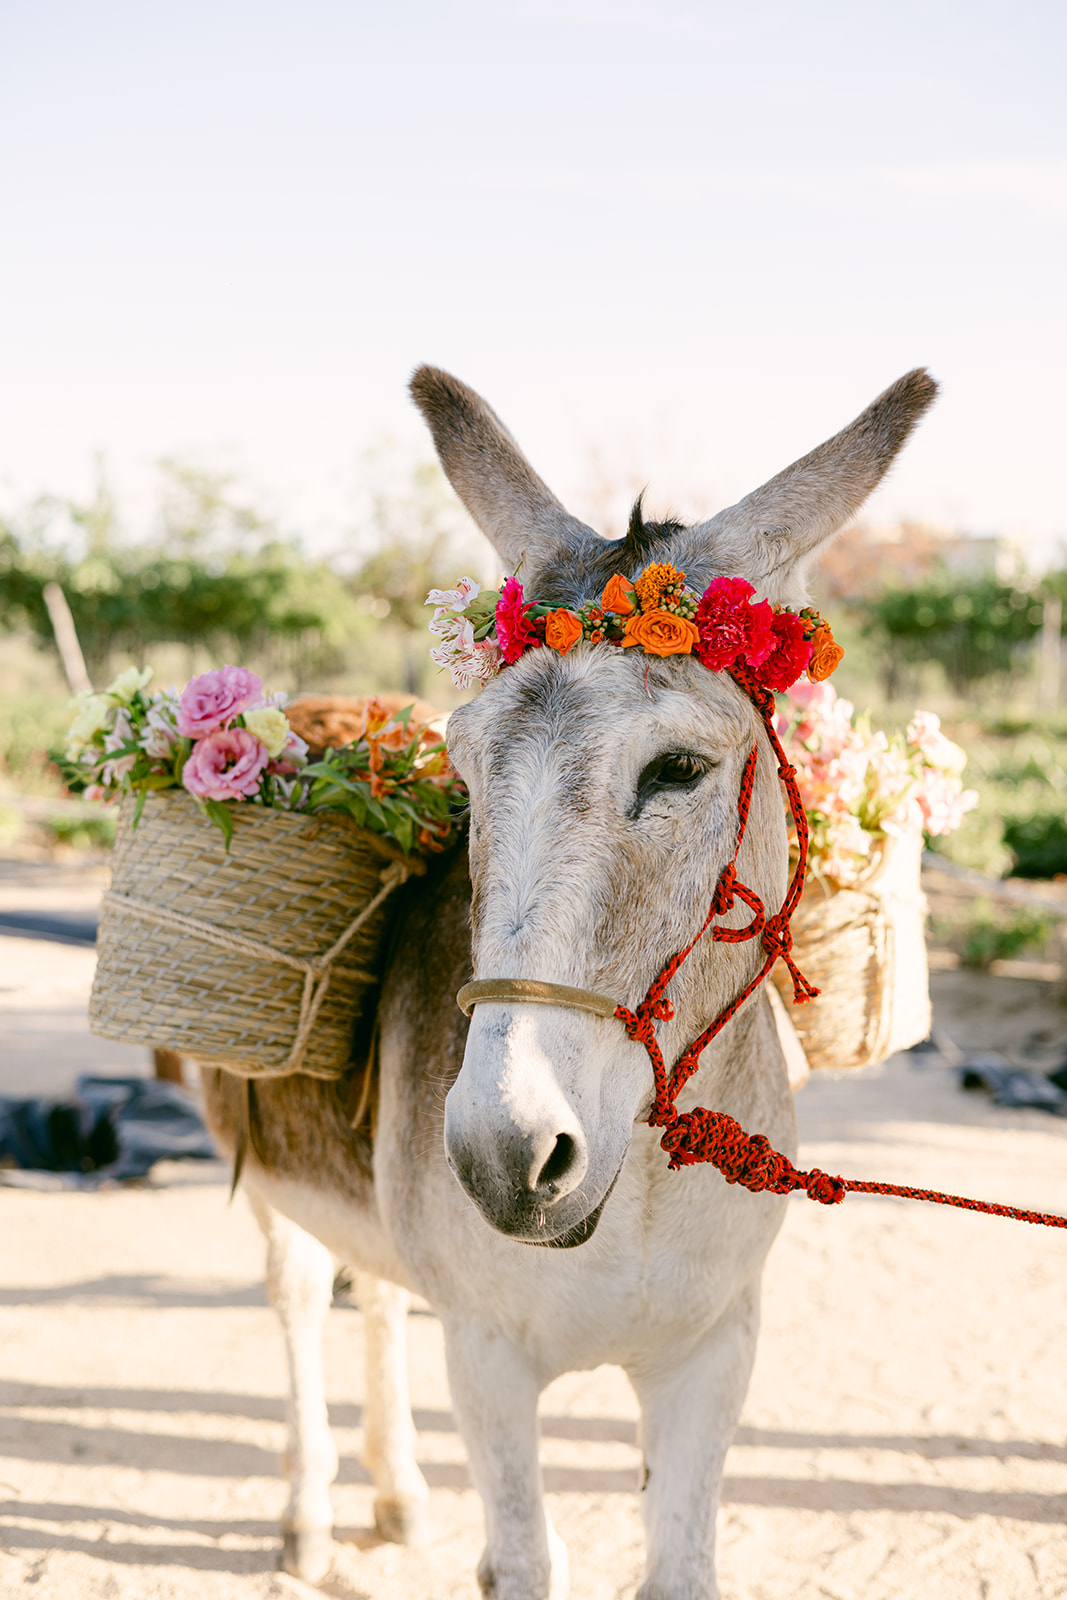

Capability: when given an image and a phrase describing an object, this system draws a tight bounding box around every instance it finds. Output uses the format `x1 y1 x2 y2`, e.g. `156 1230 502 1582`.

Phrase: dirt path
2 877 1067 1598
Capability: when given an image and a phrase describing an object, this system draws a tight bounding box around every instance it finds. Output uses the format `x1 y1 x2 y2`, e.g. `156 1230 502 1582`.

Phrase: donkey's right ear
409 366 600 578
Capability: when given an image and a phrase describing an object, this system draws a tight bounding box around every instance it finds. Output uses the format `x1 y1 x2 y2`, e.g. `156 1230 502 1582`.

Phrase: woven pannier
89 791 422 1080
770 826 930 1073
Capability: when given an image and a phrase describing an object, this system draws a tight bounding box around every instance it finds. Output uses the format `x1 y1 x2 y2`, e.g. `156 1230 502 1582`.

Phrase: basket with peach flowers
772 681 977 1076
66 668 465 1080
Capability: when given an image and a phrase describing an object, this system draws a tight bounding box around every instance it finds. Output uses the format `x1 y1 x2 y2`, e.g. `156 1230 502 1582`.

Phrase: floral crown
426 563 843 692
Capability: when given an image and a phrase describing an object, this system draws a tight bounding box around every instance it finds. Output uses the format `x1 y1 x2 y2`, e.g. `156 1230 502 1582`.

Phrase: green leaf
203 798 234 852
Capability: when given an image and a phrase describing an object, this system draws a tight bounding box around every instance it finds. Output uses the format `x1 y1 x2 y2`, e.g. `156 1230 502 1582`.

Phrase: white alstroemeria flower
425 576 482 612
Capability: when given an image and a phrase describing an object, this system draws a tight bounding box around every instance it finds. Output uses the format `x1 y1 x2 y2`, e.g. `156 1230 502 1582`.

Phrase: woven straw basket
771 826 931 1073
89 791 422 1080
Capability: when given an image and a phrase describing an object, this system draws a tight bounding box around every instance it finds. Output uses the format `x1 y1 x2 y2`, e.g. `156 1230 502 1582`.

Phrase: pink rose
494 576 541 663
182 728 270 801
176 666 264 738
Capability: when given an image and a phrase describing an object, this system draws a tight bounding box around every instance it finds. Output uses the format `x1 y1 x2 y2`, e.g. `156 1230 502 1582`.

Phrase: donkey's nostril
536 1132 579 1193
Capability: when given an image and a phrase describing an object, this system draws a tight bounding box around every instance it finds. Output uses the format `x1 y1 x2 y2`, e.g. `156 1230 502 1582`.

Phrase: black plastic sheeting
0 1075 217 1188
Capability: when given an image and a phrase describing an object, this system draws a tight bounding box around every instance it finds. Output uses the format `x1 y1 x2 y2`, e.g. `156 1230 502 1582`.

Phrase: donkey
201 363 936 1599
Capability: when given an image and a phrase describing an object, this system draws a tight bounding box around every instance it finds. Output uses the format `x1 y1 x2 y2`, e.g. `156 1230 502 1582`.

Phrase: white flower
106 664 154 702
425 576 481 611
101 709 137 784
65 693 113 759
430 619 503 688
244 706 292 758
428 607 463 640
141 693 181 759
907 710 968 775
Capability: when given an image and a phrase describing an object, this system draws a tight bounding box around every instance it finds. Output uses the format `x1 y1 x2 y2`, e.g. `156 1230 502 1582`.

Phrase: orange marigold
622 609 700 657
635 562 687 612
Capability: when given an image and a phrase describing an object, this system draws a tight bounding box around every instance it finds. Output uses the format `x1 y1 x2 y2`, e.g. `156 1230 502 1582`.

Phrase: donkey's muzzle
444 1095 593 1241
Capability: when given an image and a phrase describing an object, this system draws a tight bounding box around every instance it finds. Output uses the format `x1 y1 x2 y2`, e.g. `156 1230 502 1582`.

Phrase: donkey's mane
530 493 689 610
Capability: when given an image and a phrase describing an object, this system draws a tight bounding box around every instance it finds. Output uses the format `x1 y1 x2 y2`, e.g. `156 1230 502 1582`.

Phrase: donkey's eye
632 750 709 813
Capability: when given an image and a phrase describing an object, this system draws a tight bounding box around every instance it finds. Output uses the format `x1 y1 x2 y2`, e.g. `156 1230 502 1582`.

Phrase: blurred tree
861 573 1046 698
0 445 487 696
344 444 489 693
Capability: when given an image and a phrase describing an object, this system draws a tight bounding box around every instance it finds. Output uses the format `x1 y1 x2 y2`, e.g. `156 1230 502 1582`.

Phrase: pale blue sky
2 1 1065 560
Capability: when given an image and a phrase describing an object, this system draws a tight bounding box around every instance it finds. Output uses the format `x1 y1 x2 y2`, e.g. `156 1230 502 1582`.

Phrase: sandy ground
2 862 1067 1598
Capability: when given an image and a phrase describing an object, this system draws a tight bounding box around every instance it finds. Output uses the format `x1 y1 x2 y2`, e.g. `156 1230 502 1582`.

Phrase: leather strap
456 977 620 1020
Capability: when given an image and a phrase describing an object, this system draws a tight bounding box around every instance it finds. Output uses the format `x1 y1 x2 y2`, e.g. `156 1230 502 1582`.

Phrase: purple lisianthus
182 728 270 801
176 666 263 739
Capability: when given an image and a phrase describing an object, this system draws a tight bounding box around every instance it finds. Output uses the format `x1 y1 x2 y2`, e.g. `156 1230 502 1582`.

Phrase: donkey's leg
247 1190 338 1584
354 1270 431 1545
627 1284 761 1600
444 1321 568 1600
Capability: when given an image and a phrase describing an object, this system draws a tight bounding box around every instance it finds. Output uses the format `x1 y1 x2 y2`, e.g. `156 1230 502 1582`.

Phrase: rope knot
804 1168 846 1205
710 863 737 917
761 912 820 1005
761 911 792 962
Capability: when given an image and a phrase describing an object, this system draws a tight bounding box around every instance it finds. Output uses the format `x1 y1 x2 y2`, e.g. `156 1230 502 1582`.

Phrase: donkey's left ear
681 369 938 607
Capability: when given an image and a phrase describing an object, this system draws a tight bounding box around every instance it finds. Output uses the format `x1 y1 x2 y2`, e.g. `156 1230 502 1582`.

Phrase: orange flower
544 608 583 655
601 573 637 616
622 609 700 657
355 696 392 738
635 562 686 612
807 624 845 681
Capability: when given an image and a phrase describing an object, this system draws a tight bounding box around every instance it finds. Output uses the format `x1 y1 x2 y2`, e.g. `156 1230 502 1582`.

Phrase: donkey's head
412 365 937 1246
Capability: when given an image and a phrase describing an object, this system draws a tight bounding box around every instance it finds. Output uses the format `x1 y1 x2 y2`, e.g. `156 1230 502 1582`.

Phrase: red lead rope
615 663 1067 1231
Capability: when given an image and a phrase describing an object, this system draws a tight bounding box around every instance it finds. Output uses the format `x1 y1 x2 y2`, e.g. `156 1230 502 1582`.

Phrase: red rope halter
615 663 1067 1231
615 662 817 1149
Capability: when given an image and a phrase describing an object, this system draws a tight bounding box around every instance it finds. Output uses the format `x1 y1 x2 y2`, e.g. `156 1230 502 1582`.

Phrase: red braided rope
659 1106 1067 1228
615 664 820 1126
616 664 1067 1232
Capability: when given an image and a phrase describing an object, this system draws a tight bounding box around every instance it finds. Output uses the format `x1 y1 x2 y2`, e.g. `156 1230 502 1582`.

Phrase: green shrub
1002 813 1067 879
954 898 1056 969
42 812 116 850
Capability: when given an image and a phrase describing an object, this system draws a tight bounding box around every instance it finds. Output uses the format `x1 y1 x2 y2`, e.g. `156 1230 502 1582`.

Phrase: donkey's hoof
280 1525 334 1584
374 1494 432 1547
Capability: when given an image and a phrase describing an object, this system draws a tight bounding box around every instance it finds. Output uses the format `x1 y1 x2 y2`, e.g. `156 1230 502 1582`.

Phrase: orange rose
807 624 845 681
622 609 700 657
600 573 637 616
544 608 583 655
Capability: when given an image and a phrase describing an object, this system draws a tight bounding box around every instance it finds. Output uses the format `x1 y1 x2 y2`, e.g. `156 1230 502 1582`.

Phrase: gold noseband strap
456 978 620 1020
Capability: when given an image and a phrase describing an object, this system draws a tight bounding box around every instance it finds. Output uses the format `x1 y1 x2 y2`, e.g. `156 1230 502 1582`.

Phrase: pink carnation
494 577 541 664
753 611 813 692
177 666 263 739
182 728 270 801
694 577 775 671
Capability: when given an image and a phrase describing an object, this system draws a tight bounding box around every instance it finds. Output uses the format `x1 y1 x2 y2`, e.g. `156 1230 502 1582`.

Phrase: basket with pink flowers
67 667 465 1079
774 681 977 1073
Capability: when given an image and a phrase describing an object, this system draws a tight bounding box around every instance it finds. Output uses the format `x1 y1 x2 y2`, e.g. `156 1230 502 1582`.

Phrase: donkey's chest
383 1135 788 1377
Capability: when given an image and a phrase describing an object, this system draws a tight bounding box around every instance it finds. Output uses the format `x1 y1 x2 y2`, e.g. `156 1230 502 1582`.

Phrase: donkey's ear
681 369 939 607
410 366 600 578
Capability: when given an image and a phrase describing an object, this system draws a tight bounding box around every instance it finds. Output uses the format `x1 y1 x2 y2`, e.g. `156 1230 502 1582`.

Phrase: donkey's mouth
530 1170 620 1249
450 1154 623 1248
